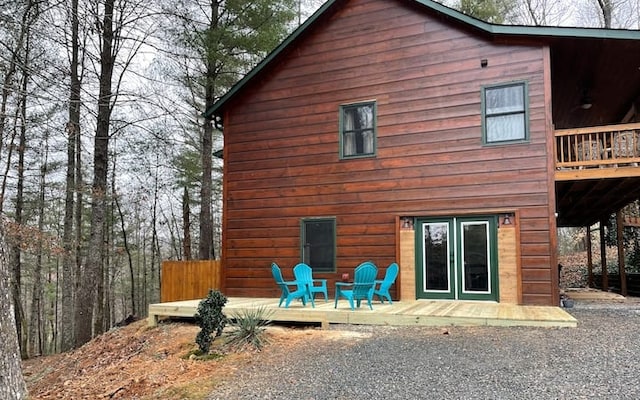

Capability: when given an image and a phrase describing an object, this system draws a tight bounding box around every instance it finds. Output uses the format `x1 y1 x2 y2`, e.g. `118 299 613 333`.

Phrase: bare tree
597 0 613 27
512 0 572 26
28 133 48 357
0 0 37 213
75 0 158 345
576 0 638 28
0 219 28 399
183 186 192 260
60 0 84 352
75 0 117 346
10 8 34 358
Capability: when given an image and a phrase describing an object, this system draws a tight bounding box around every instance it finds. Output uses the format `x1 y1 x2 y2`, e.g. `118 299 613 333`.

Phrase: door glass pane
424 223 450 291
461 222 489 292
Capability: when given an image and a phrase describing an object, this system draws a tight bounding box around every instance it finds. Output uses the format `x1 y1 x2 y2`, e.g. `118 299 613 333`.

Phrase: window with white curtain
340 102 376 158
482 82 528 144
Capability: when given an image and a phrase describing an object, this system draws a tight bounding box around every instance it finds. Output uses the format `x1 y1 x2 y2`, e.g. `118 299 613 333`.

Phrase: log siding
221 0 555 304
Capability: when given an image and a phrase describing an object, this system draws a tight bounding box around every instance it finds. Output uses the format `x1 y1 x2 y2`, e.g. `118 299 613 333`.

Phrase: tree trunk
75 0 115 347
61 0 81 352
0 220 28 399
198 0 219 261
597 0 613 28
12 62 29 358
183 187 191 260
0 0 33 212
0 117 19 215
151 167 160 305
199 120 213 260
28 134 48 357
115 191 136 316
600 219 608 290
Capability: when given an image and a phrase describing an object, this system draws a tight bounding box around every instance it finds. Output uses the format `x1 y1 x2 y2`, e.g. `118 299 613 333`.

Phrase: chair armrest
335 282 353 287
279 279 300 286
312 279 328 284
374 280 383 284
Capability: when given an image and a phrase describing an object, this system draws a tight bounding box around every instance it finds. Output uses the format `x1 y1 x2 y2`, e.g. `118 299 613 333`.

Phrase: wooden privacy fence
161 260 222 302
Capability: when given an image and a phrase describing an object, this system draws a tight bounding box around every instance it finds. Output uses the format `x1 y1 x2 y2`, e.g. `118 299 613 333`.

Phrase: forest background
0 0 638 367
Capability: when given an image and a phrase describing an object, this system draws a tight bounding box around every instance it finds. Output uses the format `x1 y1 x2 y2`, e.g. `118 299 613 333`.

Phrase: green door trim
455 216 499 301
415 216 499 301
415 218 455 300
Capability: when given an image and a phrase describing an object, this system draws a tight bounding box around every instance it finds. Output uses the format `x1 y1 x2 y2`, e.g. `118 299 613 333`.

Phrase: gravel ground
209 301 640 400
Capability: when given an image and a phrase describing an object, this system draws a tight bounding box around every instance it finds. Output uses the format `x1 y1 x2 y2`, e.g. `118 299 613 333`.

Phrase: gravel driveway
210 300 640 400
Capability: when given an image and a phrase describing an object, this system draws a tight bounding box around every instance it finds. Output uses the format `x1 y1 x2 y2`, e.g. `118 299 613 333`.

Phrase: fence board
161 260 222 302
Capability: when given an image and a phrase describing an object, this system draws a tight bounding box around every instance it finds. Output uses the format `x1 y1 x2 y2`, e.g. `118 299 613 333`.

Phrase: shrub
195 290 228 354
225 305 273 351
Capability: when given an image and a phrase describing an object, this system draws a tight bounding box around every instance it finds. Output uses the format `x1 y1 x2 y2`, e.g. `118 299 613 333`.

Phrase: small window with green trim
482 82 528 144
301 218 336 273
340 101 376 158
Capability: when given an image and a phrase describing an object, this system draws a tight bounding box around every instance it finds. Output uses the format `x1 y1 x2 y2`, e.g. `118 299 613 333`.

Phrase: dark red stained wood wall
221 0 556 305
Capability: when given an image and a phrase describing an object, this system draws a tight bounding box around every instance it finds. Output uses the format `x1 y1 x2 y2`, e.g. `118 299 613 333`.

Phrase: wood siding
222 0 556 305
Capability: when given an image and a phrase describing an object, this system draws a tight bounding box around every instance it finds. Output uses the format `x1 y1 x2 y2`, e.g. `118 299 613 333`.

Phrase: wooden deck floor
148 297 577 329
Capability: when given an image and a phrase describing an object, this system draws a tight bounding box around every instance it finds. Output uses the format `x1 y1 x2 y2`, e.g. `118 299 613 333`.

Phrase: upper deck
554 122 640 227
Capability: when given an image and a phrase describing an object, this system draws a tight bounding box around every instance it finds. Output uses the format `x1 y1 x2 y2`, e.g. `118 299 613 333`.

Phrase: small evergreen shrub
195 290 228 354
225 305 273 351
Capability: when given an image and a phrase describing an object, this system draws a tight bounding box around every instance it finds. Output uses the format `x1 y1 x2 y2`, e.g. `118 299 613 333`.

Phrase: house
205 0 640 306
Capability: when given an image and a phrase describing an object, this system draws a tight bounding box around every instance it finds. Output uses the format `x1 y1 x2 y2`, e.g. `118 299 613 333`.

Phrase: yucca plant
225 305 273 351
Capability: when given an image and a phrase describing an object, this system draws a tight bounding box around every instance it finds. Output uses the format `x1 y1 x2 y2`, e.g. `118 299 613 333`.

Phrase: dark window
301 218 336 273
340 102 376 158
482 82 528 144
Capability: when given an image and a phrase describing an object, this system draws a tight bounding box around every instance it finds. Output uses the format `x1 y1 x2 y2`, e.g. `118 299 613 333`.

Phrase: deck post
600 219 608 291
617 210 628 296
586 225 593 287
148 313 159 328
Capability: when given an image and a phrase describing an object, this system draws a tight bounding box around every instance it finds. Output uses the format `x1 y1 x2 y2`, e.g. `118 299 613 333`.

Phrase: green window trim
481 81 529 145
339 101 377 159
300 217 337 273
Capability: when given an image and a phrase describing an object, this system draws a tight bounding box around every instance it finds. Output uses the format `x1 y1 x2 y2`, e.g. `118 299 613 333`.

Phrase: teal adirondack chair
373 262 399 304
334 262 378 310
272 263 314 308
293 263 328 302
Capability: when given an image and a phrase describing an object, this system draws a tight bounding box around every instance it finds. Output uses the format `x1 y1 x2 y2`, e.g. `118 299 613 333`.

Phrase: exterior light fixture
580 87 593 110
503 214 512 225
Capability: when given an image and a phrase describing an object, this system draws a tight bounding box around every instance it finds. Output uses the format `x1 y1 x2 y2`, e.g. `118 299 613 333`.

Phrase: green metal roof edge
205 0 640 119
415 0 640 39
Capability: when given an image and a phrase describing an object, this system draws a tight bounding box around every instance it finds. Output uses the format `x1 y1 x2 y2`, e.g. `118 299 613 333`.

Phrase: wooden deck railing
555 122 640 169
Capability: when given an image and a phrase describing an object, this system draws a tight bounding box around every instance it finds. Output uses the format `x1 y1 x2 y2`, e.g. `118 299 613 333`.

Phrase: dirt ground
23 319 366 400
21 250 613 399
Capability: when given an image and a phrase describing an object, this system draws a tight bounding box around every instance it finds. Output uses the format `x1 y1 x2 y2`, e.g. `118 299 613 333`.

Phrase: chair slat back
352 262 378 298
380 263 399 291
293 263 313 284
272 263 291 295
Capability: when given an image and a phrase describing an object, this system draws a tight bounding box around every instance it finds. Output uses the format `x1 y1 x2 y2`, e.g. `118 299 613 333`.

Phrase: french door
416 216 498 301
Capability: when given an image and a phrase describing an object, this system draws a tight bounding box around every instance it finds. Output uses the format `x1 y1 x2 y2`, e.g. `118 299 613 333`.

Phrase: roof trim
414 0 640 39
204 0 640 119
